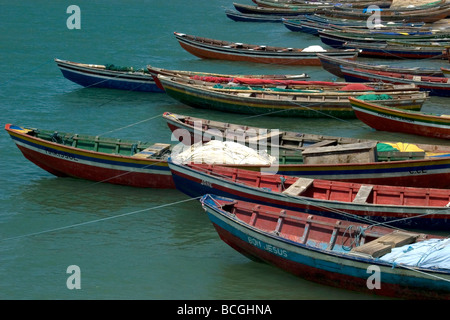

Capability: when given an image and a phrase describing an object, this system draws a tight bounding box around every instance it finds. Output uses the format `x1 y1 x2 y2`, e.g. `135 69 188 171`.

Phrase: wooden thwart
351 230 419 258
133 143 171 158
283 177 314 196
353 185 373 204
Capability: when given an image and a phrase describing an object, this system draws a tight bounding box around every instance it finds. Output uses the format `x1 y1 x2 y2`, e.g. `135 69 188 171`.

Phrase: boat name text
45 148 78 161
248 236 288 258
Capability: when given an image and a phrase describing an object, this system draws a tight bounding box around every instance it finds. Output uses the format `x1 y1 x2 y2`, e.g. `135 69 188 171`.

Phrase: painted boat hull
318 53 444 78
157 75 426 118
350 98 450 140
5 124 174 188
55 58 164 92
167 149 450 188
169 161 450 230
225 9 283 22
341 67 450 97
174 32 358 66
202 195 450 299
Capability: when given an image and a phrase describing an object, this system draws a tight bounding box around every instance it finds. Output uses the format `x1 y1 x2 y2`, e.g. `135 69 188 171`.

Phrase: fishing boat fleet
6 0 450 299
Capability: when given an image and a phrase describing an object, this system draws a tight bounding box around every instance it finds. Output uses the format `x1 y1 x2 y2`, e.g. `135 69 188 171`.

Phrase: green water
1 0 448 301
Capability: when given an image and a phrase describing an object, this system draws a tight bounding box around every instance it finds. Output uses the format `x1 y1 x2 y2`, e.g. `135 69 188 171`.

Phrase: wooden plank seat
133 143 171 158
247 130 283 144
282 177 314 196
352 185 373 204
350 230 420 258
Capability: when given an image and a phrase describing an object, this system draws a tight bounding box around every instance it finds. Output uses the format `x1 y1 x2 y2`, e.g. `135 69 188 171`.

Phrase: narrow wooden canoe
173 32 359 66
318 29 450 49
349 97 450 140
340 42 448 59
341 66 450 97
201 194 450 299
146 65 309 82
170 161 450 230
233 2 326 15
55 58 164 92
156 74 428 118
5 124 175 188
224 9 284 22
318 53 444 78
317 4 450 22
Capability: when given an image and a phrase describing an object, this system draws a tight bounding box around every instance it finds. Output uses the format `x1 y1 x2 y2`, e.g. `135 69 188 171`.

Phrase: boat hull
350 98 450 140
203 196 450 299
341 67 450 97
5 125 174 188
158 76 425 118
174 32 358 66
55 59 164 92
170 161 450 230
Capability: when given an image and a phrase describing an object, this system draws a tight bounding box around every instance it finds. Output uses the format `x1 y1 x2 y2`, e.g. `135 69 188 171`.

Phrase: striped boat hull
174 32 358 66
350 97 450 140
170 161 450 230
202 195 450 299
6 125 174 188
55 58 163 92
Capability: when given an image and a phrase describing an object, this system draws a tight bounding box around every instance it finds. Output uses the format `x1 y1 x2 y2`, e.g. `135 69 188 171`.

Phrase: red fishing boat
173 32 358 66
5 124 175 188
169 160 450 230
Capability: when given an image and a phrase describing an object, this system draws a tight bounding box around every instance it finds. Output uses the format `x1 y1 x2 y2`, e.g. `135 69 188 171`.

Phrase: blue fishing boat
55 58 164 92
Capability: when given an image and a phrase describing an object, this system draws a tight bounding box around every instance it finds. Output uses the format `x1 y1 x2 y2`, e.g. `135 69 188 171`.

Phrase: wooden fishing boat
201 194 450 299
54 58 164 93
318 53 444 78
282 17 429 36
341 66 450 97
349 97 450 140
4 124 175 188
163 112 450 189
318 29 450 49
317 4 450 22
146 65 309 82
156 74 427 118
169 161 450 230
302 13 425 28
337 42 447 59
233 2 327 15
254 0 394 7
173 32 358 66
225 9 284 22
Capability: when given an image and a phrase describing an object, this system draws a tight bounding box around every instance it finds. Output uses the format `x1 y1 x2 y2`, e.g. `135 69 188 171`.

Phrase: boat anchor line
0 196 202 243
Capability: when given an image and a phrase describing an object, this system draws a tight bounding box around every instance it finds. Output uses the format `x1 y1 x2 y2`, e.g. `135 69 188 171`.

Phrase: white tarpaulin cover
379 238 450 270
172 140 276 165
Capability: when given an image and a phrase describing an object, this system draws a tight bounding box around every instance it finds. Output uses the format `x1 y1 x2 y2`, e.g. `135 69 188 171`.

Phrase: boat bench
247 131 283 144
282 177 314 196
352 185 373 204
350 230 420 258
133 143 171 158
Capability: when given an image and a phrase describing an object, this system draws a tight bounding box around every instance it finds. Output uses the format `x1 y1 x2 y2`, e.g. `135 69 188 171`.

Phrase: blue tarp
379 238 450 269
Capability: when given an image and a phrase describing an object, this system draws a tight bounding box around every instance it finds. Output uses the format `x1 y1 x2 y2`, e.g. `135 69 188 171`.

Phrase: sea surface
1 0 449 301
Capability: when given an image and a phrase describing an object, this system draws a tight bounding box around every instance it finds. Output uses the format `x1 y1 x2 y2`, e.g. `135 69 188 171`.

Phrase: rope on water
0 196 202 243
